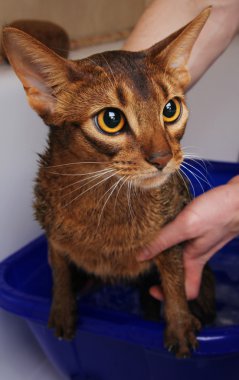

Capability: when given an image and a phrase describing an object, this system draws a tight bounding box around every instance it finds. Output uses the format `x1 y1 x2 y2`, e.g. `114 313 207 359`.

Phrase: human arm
123 0 239 88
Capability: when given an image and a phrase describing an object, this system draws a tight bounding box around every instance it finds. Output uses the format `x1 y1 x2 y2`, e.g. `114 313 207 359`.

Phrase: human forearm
123 0 239 88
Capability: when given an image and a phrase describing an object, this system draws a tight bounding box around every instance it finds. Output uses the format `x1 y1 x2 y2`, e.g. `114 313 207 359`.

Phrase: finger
182 234 233 299
149 285 164 300
184 258 204 300
137 217 189 261
149 265 203 301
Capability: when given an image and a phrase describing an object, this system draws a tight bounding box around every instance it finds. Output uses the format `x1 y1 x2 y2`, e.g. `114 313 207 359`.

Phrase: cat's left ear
146 7 211 88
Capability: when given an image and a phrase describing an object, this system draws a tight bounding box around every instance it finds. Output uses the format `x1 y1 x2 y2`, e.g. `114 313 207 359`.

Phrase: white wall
0 65 46 258
184 35 239 162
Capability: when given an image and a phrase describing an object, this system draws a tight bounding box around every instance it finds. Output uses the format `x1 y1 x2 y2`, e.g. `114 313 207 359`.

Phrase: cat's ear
146 7 211 88
2 27 74 122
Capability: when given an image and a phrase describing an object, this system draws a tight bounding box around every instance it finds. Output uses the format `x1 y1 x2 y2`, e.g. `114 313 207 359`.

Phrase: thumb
137 214 189 261
148 260 204 301
184 258 204 300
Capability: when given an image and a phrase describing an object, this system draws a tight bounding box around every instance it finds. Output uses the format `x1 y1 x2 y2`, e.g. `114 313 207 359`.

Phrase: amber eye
163 98 181 123
95 108 126 134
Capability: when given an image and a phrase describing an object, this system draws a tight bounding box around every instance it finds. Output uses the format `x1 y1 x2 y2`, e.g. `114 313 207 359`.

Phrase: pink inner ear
170 53 187 70
23 66 49 91
26 86 56 116
20 66 57 117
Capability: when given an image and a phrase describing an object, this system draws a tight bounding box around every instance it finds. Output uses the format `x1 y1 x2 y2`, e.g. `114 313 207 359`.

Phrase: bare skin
123 0 239 299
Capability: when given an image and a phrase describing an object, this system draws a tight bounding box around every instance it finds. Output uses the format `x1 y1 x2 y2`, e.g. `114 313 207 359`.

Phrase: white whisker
64 171 117 207
60 169 113 191
131 175 138 201
175 170 192 199
47 167 110 177
60 170 114 199
183 155 208 173
182 161 212 188
86 56 115 90
180 163 208 192
101 54 117 87
113 176 128 214
46 161 108 169
97 175 123 227
179 168 196 198
127 180 135 220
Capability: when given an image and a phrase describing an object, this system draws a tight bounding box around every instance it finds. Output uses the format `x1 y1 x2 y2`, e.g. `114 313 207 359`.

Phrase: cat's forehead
95 51 151 100
77 50 170 103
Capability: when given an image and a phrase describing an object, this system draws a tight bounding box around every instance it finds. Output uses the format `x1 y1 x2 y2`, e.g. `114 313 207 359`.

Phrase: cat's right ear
2 27 75 123
146 7 211 89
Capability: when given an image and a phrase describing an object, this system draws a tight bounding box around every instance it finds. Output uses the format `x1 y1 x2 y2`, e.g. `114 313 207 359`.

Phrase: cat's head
2 8 210 190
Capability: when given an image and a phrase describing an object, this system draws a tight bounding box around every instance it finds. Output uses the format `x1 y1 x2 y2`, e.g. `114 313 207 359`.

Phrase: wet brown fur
2 8 215 358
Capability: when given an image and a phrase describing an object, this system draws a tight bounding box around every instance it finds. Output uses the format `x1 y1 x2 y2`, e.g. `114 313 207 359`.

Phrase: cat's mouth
132 160 180 189
132 169 173 189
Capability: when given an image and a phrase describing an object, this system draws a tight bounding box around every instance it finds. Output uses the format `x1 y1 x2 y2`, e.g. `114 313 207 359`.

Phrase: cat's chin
135 172 172 190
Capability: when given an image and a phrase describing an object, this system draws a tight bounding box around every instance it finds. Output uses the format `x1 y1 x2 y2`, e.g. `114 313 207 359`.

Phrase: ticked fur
3 8 215 357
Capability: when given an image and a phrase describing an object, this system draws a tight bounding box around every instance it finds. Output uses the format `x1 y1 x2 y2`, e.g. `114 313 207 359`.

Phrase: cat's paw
164 314 201 358
48 301 77 340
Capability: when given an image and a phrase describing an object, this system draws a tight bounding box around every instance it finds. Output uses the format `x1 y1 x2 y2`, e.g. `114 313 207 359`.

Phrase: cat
2 7 215 358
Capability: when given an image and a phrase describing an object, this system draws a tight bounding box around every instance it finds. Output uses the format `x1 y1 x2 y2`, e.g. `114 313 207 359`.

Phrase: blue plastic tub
0 160 238 380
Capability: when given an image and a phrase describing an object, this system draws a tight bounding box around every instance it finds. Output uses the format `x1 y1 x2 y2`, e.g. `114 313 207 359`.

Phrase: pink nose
147 151 172 170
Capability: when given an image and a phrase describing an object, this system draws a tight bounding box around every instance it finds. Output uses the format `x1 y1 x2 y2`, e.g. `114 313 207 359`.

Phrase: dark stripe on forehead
79 127 119 157
129 68 151 101
116 86 127 107
123 55 151 100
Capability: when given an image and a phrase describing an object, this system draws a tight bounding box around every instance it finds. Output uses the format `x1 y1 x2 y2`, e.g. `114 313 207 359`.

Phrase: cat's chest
51 181 186 279
68 185 172 242
55 199 164 279
39 174 188 279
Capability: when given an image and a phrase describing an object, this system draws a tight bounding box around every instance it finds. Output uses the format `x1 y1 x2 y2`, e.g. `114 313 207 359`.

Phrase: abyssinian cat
3 8 215 357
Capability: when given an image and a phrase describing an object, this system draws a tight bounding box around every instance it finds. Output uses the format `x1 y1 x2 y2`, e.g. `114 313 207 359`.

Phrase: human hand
138 176 239 300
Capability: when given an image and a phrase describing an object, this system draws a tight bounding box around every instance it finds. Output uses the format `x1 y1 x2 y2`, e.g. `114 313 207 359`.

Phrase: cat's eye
163 98 181 123
95 108 126 134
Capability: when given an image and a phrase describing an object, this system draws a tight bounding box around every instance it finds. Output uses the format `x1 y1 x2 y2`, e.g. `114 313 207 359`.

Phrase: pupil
164 100 176 118
104 109 121 128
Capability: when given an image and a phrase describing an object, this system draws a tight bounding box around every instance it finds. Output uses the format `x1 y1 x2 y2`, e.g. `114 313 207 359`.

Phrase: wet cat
2 7 215 357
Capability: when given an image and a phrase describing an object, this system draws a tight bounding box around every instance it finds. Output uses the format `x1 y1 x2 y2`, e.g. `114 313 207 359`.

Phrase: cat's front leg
48 242 77 340
155 246 201 358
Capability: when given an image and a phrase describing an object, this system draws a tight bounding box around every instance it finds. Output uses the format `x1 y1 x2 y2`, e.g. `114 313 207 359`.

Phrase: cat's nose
147 151 172 171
